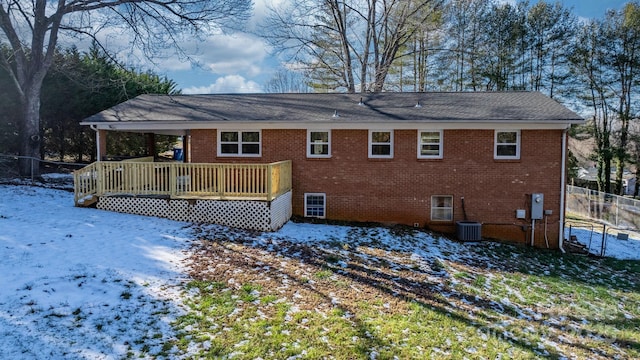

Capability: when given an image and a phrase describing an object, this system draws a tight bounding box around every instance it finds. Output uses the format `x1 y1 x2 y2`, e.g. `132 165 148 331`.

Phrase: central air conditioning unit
456 221 482 241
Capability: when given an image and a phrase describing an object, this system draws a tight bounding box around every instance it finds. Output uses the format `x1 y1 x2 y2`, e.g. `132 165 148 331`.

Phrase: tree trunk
18 87 42 177
614 157 624 195
360 0 374 94
613 116 631 195
604 154 612 194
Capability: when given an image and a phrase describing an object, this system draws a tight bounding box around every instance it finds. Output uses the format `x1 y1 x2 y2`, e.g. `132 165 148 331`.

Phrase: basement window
304 193 326 218
218 131 261 157
494 130 520 159
431 195 453 221
307 130 331 158
369 130 393 158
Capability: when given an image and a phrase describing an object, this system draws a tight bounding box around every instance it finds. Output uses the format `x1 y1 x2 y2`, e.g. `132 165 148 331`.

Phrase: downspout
559 128 568 253
90 125 100 161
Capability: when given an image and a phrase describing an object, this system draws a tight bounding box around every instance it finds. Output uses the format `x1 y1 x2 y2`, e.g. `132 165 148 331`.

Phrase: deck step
565 235 589 255
77 195 98 208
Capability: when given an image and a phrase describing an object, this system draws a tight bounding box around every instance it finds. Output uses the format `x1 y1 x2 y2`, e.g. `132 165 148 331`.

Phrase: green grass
165 228 640 359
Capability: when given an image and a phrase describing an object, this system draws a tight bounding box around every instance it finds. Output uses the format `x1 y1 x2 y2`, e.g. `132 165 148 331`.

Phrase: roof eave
81 119 583 131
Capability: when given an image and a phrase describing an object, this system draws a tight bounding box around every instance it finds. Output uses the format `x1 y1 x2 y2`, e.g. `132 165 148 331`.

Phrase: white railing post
267 163 273 201
169 163 176 198
217 164 224 198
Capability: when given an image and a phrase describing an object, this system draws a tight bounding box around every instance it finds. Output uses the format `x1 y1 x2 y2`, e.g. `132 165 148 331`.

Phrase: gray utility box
531 193 544 220
456 221 482 241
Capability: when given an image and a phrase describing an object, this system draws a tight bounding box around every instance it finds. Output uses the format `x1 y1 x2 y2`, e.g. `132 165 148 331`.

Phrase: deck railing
73 160 292 205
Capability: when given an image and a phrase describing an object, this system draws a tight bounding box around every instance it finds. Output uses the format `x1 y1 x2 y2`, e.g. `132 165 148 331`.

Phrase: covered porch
77 98 296 230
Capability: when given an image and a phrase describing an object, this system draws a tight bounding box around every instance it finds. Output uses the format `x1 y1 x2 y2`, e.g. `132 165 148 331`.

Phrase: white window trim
217 130 262 157
494 130 521 160
431 195 454 222
304 193 326 219
307 130 331 158
417 130 443 159
368 130 394 159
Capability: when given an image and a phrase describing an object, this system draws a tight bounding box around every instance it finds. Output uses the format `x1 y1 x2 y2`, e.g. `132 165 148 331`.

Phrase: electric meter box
531 193 544 220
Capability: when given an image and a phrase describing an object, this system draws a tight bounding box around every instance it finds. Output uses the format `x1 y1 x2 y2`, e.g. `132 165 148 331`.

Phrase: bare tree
369 0 444 92
264 67 310 93
476 2 527 91
439 0 489 91
607 3 640 195
526 1 576 97
569 4 640 195
402 13 442 92
262 0 358 92
632 132 640 197
570 20 615 193
263 0 443 93
0 0 251 175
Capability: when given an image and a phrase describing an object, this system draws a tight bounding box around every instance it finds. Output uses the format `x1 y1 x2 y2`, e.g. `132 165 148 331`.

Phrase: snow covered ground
0 185 192 359
0 183 638 359
566 224 640 260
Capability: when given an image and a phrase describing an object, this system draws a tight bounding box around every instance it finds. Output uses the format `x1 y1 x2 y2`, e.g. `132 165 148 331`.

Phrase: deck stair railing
73 160 292 206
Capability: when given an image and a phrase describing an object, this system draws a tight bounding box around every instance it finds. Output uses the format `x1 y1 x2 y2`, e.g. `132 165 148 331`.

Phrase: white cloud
202 34 268 76
153 32 270 77
182 75 262 94
50 4 276 93
252 0 288 26
55 10 271 80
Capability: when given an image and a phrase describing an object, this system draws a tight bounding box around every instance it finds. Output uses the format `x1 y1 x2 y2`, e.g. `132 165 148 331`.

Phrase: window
369 130 393 158
494 130 520 159
218 131 261 157
304 193 326 218
307 130 331 158
431 195 453 221
418 130 443 159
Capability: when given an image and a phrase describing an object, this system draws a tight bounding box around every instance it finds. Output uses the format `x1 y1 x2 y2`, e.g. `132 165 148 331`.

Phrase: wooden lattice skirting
96 191 292 231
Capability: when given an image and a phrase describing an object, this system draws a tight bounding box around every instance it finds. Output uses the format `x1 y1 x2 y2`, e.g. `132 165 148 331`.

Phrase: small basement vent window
431 195 453 221
304 193 326 218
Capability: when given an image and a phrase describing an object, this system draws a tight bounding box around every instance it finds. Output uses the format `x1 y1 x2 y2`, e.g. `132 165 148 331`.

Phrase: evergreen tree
2 43 181 163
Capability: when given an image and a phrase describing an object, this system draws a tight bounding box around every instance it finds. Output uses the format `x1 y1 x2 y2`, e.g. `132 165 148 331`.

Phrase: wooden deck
73 160 292 206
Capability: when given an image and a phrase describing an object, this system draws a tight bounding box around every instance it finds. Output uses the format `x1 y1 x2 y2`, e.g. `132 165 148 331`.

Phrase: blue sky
557 0 628 19
159 0 631 94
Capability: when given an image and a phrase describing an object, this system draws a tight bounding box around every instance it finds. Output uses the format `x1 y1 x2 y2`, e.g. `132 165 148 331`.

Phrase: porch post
145 133 156 158
183 131 191 163
97 129 108 161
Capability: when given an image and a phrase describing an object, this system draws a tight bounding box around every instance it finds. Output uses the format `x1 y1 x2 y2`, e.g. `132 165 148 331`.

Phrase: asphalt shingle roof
82 92 583 124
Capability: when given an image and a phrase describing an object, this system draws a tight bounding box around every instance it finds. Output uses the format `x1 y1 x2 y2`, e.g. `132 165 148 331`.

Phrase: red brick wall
190 129 216 163
189 128 564 248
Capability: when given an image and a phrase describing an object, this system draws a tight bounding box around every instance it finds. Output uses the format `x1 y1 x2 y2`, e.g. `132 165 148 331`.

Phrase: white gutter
80 120 582 132
559 128 569 253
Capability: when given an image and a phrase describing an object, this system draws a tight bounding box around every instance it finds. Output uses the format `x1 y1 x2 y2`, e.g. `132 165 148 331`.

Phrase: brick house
78 92 583 249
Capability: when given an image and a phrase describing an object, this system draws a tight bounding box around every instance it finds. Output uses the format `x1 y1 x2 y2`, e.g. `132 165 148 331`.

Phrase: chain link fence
565 185 640 258
566 185 640 230
0 154 85 189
